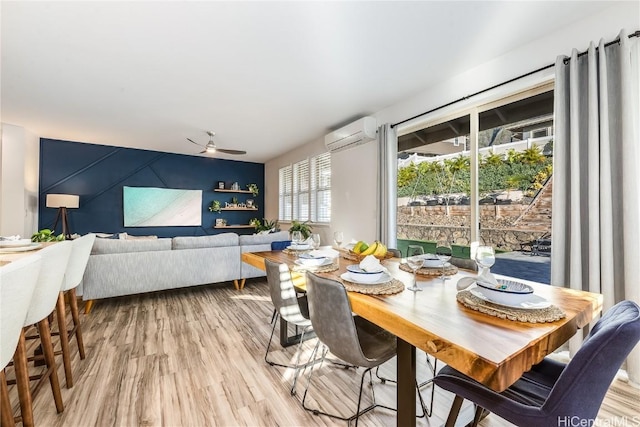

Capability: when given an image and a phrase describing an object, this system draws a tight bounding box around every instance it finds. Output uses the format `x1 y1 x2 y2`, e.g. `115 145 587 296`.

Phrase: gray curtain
552 29 640 384
376 124 398 248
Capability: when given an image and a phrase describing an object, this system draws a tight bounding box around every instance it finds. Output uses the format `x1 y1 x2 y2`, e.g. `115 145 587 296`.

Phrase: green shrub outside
398 148 552 199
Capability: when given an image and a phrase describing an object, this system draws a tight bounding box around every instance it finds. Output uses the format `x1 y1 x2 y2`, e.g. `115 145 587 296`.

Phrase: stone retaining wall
397 205 549 251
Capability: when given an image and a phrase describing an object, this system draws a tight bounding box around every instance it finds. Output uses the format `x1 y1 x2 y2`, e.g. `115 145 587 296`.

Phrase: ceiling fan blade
187 138 204 147
199 149 208 154
216 148 247 155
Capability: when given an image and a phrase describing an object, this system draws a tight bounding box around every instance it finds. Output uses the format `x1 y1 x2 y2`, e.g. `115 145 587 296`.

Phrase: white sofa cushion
238 231 290 246
172 233 239 249
91 238 172 254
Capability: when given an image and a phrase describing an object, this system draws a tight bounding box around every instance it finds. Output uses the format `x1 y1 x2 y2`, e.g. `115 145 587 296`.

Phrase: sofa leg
84 300 95 314
233 279 246 290
239 279 246 290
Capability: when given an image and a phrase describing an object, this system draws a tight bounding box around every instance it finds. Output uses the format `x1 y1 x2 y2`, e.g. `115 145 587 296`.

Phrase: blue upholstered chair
433 300 640 427
271 240 291 251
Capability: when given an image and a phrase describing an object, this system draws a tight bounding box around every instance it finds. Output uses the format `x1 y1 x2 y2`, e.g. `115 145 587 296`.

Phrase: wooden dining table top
242 249 603 392
0 241 55 266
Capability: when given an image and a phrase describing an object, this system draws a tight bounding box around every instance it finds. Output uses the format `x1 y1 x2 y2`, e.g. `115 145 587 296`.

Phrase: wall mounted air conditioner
324 117 377 153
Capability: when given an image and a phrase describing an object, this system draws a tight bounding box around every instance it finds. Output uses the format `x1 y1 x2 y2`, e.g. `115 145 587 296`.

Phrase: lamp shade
46 194 79 209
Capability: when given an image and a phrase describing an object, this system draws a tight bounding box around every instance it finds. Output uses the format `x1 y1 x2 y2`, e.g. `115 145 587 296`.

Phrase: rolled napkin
359 255 384 273
309 248 340 259
477 267 500 287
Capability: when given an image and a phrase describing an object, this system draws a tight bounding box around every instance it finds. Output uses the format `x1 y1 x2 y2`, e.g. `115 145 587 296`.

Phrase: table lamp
46 194 79 238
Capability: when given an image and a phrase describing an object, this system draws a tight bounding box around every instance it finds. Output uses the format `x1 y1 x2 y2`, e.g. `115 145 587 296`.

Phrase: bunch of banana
352 240 388 257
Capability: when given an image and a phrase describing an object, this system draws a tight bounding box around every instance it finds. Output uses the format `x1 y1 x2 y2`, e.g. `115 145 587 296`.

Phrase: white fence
398 136 552 169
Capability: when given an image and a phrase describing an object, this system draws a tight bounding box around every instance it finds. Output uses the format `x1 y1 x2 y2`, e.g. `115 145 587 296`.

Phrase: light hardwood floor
7 280 640 426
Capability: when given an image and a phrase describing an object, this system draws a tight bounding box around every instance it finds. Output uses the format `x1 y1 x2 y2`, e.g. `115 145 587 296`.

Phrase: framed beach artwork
123 186 202 227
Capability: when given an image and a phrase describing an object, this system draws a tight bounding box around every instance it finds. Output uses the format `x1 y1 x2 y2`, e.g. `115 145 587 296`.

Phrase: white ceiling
1 1 617 162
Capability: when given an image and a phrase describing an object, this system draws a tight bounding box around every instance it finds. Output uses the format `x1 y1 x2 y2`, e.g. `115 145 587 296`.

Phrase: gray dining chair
433 300 640 427
302 272 397 426
264 259 314 395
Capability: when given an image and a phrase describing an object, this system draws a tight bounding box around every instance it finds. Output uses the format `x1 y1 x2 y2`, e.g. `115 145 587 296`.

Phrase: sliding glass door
396 85 553 259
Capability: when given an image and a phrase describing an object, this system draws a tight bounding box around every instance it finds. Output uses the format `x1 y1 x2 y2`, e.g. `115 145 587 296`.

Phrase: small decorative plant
247 183 259 197
251 218 280 233
209 200 221 213
231 196 239 206
289 220 312 239
31 228 65 242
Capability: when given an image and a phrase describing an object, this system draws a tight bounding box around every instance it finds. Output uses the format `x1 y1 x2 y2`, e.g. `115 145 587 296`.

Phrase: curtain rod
391 30 640 129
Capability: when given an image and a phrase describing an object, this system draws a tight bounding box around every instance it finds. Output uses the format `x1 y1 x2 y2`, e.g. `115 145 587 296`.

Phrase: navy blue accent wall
38 138 264 237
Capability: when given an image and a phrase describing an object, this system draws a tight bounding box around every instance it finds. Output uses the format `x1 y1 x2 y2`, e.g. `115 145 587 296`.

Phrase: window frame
396 81 554 243
278 152 331 224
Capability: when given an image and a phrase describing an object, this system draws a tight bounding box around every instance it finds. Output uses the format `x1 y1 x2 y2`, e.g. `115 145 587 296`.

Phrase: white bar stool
18 241 72 423
55 233 95 387
0 255 41 427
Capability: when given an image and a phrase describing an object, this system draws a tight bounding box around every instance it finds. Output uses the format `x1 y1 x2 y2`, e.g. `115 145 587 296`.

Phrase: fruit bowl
344 250 394 261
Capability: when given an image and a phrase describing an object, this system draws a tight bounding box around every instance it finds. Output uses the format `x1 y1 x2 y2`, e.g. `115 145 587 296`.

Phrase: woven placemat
283 248 311 256
456 289 566 323
291 263 339 273
341 278 405 295
399 262 458 277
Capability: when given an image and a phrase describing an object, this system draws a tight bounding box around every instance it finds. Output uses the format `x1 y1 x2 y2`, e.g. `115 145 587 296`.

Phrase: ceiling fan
187 131 246 155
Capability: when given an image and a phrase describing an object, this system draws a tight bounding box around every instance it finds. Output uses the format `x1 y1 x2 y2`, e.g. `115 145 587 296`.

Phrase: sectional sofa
81 231 289 311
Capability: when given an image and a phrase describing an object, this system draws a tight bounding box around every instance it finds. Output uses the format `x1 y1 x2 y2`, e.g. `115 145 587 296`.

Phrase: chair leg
302 347 393 425
67 289 85 359
13 330 34 427
1 370 14 427
289 326 314 396
264 313 279 365
444 395 464 427
472 404 486 427
56 292 73 388
37 319 64 413
417 355 438 417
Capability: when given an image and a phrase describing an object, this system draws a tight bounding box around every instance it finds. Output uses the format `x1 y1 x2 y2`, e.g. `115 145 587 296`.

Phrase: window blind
278 152 331 223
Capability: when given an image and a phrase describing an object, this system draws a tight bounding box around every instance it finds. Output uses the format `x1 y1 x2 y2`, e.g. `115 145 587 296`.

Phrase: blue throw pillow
271 240 291 251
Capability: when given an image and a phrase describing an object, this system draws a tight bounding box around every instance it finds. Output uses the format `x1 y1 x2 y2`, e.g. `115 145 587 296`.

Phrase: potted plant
251 218 280 233
247 183 259 197
209 200 221 213
289 220 312 239
230 196 238 207
31 228 65 242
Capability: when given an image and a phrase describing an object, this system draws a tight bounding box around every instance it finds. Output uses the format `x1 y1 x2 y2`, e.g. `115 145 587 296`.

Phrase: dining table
242 248 603 427
0 241 53 266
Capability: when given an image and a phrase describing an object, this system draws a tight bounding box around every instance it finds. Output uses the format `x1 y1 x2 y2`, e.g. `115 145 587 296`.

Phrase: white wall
0 123 40 237
265 2 639 245
264 137 333 244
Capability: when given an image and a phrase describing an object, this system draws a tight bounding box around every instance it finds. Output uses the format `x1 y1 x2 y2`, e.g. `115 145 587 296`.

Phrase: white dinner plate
0 243 42 253
287 244 311 250
294 258 332 267
469 287 551 310
422 259 445 268
0 239 33 248
340 272 393 285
